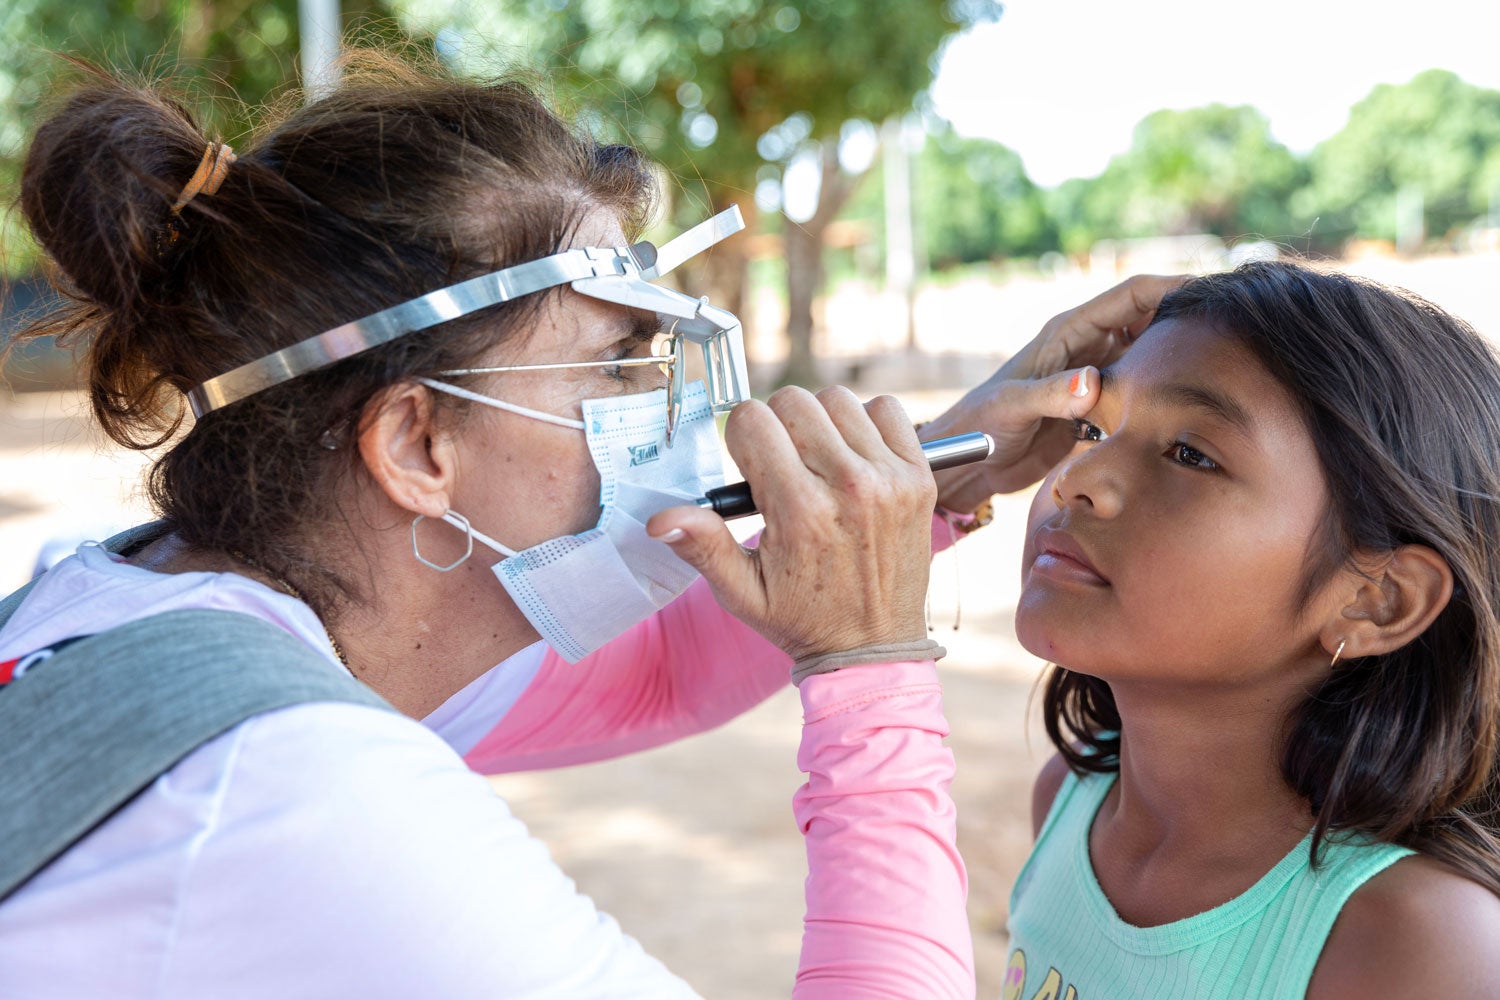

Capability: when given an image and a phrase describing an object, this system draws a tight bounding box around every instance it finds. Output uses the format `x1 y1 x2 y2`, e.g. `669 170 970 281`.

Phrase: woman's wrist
791 638 947 686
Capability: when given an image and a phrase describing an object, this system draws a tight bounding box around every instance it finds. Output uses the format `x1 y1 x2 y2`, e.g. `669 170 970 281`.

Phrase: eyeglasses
435 324 693 442
187 207 753 432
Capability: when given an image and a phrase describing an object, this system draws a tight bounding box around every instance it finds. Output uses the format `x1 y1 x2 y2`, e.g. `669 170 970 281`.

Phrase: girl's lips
1030 527 1110 586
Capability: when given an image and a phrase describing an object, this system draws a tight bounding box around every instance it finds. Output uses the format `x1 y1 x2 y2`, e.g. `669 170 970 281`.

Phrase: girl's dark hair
1044 259 1500 894
12 50 655 613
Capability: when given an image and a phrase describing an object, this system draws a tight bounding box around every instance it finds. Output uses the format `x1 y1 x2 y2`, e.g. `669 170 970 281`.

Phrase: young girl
1004 260 1500 998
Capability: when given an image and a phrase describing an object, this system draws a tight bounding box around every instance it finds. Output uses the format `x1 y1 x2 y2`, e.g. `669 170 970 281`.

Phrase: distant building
1088 235 1279 276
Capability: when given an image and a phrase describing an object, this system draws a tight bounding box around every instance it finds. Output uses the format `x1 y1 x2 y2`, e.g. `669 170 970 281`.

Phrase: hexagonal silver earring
411 512 473 572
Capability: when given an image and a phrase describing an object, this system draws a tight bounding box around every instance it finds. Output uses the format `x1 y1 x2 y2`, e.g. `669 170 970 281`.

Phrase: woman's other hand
646 386 934 662
921 273 1186 513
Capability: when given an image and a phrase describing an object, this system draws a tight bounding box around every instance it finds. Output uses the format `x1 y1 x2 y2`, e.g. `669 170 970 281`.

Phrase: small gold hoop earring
1330 639 1347 668
411 512 473 572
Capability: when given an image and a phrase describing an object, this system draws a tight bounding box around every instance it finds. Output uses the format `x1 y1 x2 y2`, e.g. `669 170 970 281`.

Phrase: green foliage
1294 69 1500 244
915 123 1052 265
6 2 1496 281
0 0 404 275
1051 103 1307 254
401 0 1002 221
841 122 1053 267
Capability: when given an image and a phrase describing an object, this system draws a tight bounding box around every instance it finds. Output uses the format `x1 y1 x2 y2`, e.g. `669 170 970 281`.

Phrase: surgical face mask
416 378 724 662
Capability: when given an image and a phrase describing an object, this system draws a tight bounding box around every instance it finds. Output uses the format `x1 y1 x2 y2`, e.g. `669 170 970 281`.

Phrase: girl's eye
1072 418 1106 443
1167 441 1219 471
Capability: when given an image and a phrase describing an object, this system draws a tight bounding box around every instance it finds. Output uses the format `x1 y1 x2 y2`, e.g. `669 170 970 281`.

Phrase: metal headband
187 206 747 417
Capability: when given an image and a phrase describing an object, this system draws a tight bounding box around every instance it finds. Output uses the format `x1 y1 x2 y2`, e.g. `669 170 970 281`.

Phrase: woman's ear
1321 545 1454 664
356 382 457 519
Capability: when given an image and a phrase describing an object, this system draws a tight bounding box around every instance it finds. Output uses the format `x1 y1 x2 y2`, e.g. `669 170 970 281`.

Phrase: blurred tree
404 0 1003 385
1293 69 1500 248
0 0 401 276
1051 104 1306 255
915 123 1052 266
842 122 1055 268
1045 175 1093 258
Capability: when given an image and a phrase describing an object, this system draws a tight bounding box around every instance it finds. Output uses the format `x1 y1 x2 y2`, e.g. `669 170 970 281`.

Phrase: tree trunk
781 216 824 388
703 191 752 321
672 189 751 334
777 146 863 388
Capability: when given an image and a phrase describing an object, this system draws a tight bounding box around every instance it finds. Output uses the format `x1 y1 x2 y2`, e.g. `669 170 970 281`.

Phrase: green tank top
1002 768 1413 999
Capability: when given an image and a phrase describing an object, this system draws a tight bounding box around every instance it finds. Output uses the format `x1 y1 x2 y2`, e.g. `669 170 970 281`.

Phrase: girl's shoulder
1031 752 1072 837
1031 750 1115 838
1308 853 1500 998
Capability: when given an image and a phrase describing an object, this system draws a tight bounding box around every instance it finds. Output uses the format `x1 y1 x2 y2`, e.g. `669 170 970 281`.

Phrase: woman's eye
603 363 627 382
1167 442 1219 470
1072 418 1106 443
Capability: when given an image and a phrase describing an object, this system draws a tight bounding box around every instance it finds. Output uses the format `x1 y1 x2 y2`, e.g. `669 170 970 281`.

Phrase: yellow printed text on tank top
1002 949 1078 1000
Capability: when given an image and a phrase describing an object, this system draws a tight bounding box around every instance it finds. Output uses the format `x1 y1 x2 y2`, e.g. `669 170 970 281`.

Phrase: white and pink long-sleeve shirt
0 517 972 999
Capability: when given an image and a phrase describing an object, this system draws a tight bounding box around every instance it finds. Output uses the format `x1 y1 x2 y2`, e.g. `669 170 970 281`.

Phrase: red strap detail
0 658 18 685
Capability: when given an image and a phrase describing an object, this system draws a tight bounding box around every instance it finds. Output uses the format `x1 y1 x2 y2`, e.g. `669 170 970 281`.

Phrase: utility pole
1396 185 1424 256
299 0 341 101
882 116 918 352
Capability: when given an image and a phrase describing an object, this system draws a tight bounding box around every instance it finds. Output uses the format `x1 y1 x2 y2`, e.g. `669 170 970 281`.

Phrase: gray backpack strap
0 606 392 902
0 579 38 630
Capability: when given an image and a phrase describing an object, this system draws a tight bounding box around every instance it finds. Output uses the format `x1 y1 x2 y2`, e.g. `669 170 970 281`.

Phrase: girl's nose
1050 445 1124 519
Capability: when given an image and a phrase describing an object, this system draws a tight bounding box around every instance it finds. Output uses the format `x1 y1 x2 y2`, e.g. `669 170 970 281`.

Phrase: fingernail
654 528 686 543
1069 368 1090 398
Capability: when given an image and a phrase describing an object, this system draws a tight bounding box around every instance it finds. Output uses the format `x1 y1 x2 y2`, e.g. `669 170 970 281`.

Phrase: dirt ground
3 255 1494 997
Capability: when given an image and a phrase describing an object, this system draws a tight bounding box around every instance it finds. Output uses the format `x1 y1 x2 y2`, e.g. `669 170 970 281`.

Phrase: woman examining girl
1006 261 1500 997
0 46 1179 998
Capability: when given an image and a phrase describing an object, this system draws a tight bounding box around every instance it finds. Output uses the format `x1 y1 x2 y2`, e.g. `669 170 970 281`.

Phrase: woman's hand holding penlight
647 385 935 662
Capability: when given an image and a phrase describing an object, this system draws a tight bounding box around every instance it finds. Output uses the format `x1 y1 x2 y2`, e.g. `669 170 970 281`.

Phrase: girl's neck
1089 679 1316 925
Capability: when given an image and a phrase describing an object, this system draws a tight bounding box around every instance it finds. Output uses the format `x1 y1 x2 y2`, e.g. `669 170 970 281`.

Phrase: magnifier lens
664 331 686 444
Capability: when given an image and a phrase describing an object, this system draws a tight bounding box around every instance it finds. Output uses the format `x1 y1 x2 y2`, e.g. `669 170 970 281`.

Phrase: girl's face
1017 316 1338 688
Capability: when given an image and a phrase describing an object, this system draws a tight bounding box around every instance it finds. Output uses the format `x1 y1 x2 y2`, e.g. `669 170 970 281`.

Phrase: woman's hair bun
20 72 212 314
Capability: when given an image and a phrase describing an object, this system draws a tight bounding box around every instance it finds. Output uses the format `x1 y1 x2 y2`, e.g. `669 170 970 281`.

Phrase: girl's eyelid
1070 417 1226 472
1167 433 1227 472
1071 417 1108 443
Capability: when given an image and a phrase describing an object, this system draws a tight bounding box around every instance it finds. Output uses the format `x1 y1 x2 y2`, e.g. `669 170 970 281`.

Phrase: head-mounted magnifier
186 206 753 431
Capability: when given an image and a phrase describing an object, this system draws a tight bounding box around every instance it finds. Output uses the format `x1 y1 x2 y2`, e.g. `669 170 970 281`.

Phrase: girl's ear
356 382 457 519
1322 544 1454 663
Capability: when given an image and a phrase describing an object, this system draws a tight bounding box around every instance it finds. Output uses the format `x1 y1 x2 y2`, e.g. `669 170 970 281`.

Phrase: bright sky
930 0 1500 188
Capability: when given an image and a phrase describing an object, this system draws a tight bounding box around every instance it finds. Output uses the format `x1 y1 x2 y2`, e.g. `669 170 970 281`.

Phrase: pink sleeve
463 512 966 775
462 572 789 773
793 660 973 999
